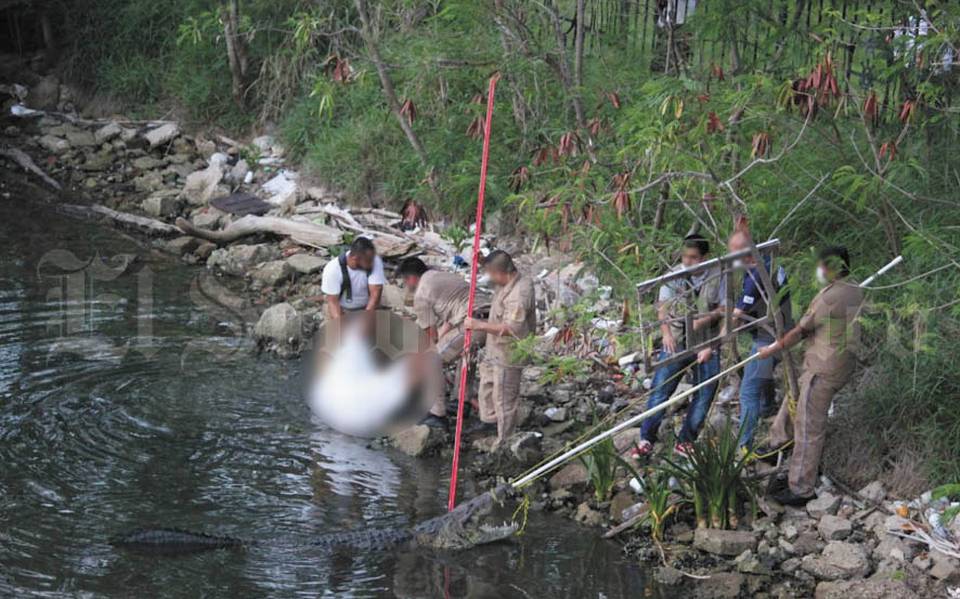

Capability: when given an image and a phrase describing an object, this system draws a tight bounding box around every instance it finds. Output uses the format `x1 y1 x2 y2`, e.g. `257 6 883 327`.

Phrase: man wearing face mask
631 234 726 459
756 246 864 506
463 250 537 447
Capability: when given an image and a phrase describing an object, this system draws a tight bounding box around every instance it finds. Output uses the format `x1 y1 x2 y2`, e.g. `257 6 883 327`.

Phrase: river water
0 198 655 597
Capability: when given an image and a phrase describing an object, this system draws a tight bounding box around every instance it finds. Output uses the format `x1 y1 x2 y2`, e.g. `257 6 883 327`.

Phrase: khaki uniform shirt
658 265 725 349
412 270 471 330
485 274 537 366
797 278 864 379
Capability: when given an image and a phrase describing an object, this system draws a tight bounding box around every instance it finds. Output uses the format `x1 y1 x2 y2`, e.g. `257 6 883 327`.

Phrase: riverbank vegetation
27 1 960 489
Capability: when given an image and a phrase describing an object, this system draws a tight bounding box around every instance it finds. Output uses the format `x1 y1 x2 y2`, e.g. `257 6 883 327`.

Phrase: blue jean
640 349 720 444
738 339 778 449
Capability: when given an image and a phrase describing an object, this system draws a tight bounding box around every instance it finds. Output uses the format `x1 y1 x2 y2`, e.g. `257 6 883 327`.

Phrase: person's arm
463 316 513 337
325 294 343 319
425 324 439 344
656 282 679 354
365 256 386 310
320 260 344 319
365 285 382 311
756 325 804 359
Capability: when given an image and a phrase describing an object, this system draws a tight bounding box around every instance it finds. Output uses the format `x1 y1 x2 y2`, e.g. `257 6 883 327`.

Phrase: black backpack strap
338 253 352 302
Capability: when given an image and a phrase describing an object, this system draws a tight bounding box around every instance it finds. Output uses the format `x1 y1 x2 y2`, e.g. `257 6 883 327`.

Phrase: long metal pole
511 353 761 489
448 73 500 511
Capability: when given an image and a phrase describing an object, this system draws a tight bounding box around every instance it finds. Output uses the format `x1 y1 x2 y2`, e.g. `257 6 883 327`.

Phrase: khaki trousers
786 371 847 496
478 362 522 442
427 328 484 417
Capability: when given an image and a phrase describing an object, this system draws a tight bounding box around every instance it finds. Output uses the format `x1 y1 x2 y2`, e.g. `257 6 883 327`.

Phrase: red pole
447 72 500 511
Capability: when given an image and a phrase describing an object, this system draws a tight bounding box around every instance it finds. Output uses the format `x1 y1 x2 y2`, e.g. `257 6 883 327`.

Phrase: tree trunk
221 0 248 109
572 0 595 157
354 0 441 203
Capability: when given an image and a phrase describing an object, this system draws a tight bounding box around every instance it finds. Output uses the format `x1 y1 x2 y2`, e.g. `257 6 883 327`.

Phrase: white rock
144 123 180 147
38 135 69 153
94 122 123 144
262 170 300 207
181 164 224 206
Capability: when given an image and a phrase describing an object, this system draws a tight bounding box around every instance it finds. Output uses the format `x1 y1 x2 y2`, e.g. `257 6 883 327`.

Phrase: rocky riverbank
3 94 958 599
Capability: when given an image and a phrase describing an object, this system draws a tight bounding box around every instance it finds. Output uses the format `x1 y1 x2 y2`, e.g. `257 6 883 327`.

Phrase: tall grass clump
659 425 757 530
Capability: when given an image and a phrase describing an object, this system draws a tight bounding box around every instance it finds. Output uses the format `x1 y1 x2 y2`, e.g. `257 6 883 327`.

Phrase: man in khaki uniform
758 246 864 505
398 258 486 428
464 250 537 445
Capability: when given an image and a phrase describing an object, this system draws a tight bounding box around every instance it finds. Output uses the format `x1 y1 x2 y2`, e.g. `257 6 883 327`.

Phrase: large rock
253 303 302 355
858 481 886 503
818 515 852 541
801 541 870 580
251 260 294 287
506 431 542 463
806 493 841 518
142 191 183 218
574 502 605 527
38 135 69 154
929 550 960 581
872 535 917 562
389 424 441 457
94 122 123 144
286 253 327 275
191 208 226 230
132 171 165 193
144 123 180 147
133 156 164 170
207 243 280 277
181 164 224 206
64 129 96 147
693 529 758 557
814 579 920 599
81 151 113 172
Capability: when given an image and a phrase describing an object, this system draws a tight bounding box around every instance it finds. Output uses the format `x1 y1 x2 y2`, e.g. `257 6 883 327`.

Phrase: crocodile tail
111 528 247 553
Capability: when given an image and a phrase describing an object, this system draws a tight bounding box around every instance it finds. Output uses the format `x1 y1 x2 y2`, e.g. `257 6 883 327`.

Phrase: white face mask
732 258 745 270
815 265 829 285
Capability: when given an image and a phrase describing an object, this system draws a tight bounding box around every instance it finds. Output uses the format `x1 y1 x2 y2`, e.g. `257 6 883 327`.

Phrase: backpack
337 252 372 302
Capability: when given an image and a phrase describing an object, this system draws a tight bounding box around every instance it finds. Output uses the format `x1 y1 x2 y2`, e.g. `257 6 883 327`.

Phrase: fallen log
61 204 180 237
175 215 343 248
0 146 61 190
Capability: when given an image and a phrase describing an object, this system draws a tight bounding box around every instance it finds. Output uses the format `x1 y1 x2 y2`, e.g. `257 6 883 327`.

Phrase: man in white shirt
320 237 386 318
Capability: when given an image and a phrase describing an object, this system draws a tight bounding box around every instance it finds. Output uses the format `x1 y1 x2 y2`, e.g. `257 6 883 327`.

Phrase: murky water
0 198 654 597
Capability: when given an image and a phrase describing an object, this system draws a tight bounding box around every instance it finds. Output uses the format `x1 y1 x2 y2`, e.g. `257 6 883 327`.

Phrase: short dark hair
683 234 710 257
350 236 376 255
818 246 850 276
398 257 428 277
483 249 517 274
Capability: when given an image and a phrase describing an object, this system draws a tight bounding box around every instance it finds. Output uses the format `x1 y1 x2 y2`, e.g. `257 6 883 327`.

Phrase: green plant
640 468 680 542
659 425 758 529
932 484 960 523
539 355 588 386
441 224 469 250
579 435 637 503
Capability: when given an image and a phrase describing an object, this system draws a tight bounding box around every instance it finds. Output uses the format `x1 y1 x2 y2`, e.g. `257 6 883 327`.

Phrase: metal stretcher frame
635 238 782 372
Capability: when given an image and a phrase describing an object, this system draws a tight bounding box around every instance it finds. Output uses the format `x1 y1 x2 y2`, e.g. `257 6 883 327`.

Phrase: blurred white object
10 104 42 118
629 476 644 494
618 352 641 368
308 323 413 437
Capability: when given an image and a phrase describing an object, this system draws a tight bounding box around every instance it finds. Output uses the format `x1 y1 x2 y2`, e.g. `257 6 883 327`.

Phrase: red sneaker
674 442 694 459
629 440 653 460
